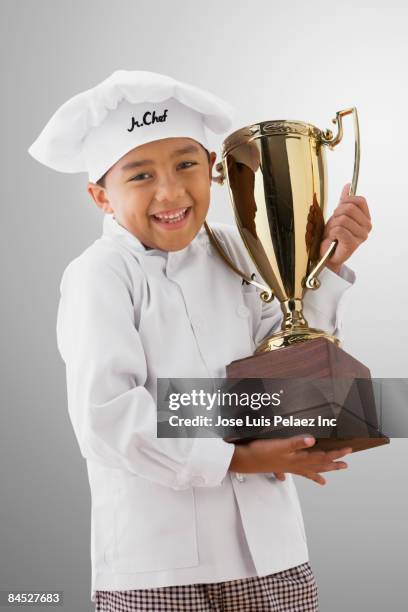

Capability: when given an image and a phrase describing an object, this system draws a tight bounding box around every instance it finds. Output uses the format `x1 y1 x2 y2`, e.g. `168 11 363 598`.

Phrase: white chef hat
28 70 235 183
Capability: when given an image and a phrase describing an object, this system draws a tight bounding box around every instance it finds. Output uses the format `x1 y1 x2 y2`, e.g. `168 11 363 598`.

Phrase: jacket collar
101 212 211 260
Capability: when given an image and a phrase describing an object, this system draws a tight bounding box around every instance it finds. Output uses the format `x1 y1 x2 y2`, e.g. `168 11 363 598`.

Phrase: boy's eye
130 172 151 181
178 161 197 169
129 161 197 182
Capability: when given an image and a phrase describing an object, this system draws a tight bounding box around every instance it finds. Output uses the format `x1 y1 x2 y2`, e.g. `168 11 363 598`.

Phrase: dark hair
96 145 211 188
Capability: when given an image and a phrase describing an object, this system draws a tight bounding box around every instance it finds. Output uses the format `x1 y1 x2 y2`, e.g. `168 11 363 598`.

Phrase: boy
28 70 371 611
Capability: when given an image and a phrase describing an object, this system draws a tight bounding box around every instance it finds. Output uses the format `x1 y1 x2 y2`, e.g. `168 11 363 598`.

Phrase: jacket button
236 304 250 318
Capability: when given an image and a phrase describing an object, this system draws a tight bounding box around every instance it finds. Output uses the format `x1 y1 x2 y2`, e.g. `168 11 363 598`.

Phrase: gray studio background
1 0 407 610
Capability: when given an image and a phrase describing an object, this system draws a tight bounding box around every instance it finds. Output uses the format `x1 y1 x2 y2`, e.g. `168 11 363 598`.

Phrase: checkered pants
95 562 318 611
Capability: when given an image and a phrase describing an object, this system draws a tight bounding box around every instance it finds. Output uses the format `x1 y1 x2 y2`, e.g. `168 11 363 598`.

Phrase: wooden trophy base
226 337 389 454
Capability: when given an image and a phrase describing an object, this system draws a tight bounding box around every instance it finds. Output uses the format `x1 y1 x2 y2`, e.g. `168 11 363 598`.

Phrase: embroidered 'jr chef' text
127 109 169 132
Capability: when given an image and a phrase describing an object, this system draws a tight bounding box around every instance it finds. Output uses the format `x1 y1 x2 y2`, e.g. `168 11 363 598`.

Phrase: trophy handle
203 220 274 302
305 107 360 290
212 161 226 185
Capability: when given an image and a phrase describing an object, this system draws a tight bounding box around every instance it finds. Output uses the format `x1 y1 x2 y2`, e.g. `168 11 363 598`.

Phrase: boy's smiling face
87 137 217 252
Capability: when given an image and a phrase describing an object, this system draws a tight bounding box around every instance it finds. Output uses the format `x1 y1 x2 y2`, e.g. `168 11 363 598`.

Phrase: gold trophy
205 108 389 453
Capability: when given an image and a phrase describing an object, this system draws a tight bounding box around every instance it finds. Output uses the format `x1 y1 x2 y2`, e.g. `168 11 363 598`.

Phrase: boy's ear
87 183 114 214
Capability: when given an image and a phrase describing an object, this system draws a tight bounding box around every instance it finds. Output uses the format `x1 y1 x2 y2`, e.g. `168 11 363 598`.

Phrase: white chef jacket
56 213 355 602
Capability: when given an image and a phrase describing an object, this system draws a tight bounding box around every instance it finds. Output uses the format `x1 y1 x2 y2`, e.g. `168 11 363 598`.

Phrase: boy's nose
154 176 186 202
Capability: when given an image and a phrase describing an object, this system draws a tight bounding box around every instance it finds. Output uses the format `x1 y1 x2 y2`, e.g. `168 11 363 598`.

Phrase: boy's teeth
154 207 188 222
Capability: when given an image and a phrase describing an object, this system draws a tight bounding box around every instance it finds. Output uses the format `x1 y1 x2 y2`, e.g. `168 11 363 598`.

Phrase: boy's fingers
285 435 316 452
326 447 353 460
326 461 348 471
302 462 348 485
333 202 371 226
339 183 371 219
326 215 369 240
263 435 315 455
340 183 351 200
306 446 352 461
311 460 348 473
303 472 326 485
298 447 351 472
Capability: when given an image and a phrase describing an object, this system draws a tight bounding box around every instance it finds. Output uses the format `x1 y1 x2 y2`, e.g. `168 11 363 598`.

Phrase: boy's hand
321 183 372 275
229 435 352 486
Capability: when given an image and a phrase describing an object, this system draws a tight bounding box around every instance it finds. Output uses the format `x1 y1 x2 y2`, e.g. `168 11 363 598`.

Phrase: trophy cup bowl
205 108 389 453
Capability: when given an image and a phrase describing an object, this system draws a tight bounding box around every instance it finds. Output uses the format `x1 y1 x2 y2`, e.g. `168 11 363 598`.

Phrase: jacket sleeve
56 249 235 491
253 264 356 347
